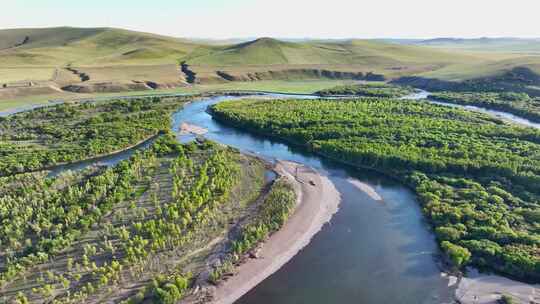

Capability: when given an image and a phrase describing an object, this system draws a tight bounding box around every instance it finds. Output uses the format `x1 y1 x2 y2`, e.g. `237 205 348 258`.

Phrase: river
172 92 540 303
173 95 454 304
403 90 540 129
3 91 539 303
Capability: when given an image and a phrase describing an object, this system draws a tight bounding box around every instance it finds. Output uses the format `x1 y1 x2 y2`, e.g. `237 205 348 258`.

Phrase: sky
1 0 540 39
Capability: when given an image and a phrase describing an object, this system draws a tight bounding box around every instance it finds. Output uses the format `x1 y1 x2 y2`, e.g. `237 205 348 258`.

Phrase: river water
173 95 454 304
403 90 540 129
3 91 539 303
175 92 540 303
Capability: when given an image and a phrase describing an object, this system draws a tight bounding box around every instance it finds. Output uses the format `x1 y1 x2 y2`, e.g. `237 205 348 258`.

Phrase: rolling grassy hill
1 27 540 102
0 27 204 66
183 37 478 67
395 38 540 85
420 55 540 81
182 37 493 84
412 37 540 54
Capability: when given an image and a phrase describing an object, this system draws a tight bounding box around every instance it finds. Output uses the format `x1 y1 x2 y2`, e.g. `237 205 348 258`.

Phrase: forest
211 98 540 282
429 91 540 123
0 96 190 176
0 134 276 303
0 89 305 303
315 83 416 98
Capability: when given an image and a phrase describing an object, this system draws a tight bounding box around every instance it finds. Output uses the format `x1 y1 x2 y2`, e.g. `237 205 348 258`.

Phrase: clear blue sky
2 0 540 39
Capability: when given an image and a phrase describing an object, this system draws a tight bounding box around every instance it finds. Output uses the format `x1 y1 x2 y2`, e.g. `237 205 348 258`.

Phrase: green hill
0 27 105 50
183 37 478 67
2 27 540 100
0 27 205 66
421 55 540 81
182 37 494 84
412 38 540 54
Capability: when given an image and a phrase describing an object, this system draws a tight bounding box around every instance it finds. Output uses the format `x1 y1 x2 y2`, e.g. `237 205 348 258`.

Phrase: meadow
3 27 540 108
0 79 357 112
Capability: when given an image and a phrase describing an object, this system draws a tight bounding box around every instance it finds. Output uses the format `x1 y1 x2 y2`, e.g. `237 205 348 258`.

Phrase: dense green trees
0 136 163 289
0 134 264 303
430 91 540 122
441 241 471 267
316 83 415 98
0 96 189 176
0 95 276 303
211 98 540 282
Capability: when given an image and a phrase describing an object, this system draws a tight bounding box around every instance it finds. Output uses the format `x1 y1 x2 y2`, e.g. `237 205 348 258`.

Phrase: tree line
316 83 415 98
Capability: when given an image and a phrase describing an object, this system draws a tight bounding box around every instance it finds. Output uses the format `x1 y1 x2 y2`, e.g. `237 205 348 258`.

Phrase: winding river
404 90 540 129
3 90 540 303
173 95 454 304
169 92 540 304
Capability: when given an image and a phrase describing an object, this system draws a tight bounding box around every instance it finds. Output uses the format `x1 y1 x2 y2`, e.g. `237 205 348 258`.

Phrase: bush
441 241 471 268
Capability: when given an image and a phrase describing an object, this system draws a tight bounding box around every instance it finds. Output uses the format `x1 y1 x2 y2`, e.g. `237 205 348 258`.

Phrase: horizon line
1 25 540 41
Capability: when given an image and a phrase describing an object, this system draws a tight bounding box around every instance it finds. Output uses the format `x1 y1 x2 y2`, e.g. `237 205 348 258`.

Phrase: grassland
183 38 476 67
0 68 55 83
420 56 540 82
315 82 416 97
4 27 533 101
412 38 540 54
184 38 490 84
2 27 540 105
0 27 201 67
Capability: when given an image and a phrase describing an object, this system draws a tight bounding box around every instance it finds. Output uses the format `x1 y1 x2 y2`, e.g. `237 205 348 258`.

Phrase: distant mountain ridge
399 37 540 54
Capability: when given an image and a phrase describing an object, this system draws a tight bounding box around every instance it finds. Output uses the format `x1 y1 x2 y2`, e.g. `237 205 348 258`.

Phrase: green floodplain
1 26 540 304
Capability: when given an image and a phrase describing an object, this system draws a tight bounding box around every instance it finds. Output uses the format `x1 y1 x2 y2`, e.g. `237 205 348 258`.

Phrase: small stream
3 90 539 303
47 137 158 177
403 90 540 129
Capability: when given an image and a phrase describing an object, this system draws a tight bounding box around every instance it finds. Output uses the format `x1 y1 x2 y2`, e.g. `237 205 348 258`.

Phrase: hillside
182 37 490 84
420 55 540 81
0 27 205 66
412 37 540 54
184 37 477 67
400 38 540 83
1 27 540 100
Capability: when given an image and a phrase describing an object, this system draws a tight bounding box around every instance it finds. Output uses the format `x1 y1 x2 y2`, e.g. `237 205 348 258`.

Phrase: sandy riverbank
208 160 341 304
453 269 540 304
179 122 208 136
